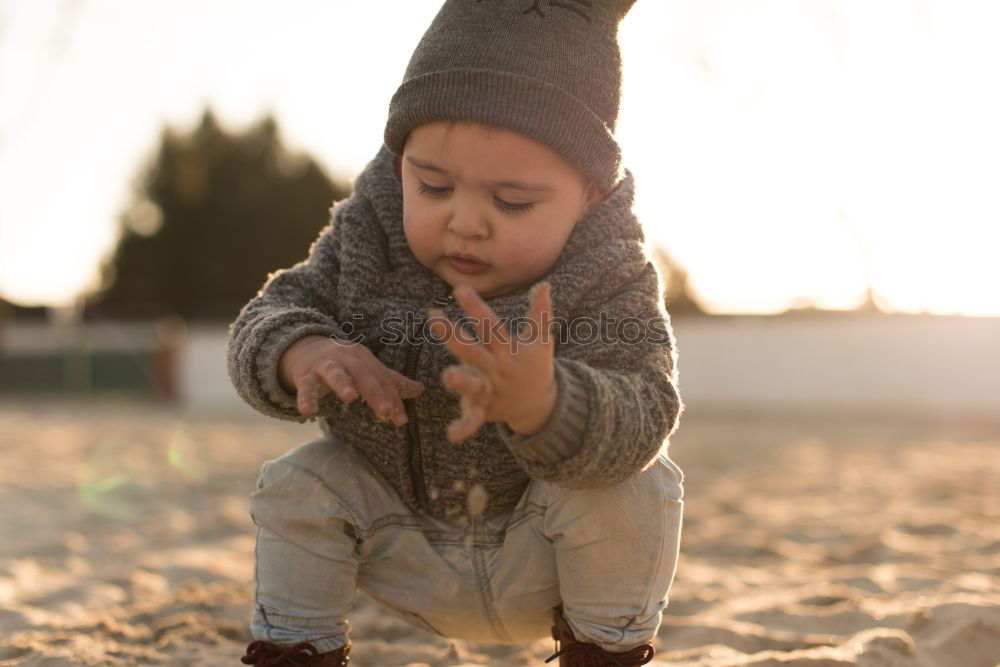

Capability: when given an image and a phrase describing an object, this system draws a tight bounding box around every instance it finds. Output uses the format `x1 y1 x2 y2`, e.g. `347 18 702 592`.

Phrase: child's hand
427 281 557 444
278 334 424 427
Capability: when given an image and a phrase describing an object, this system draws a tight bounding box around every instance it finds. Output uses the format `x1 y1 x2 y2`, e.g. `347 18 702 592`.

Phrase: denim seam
364 513 424 538
425 538 505 548
636 494 669 634
405 609 446 637
253 526 264 636
504 502 545 534
617 614 637 646
361 589 447 637
254 607 347 629
251 608 348 654
471 520 513 643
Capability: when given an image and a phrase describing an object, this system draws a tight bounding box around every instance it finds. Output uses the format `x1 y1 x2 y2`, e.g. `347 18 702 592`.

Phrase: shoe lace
544 640 655 666
241 640 334 666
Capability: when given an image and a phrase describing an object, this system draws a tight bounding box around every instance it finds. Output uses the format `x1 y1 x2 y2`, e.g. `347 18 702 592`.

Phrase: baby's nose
448 212 489 238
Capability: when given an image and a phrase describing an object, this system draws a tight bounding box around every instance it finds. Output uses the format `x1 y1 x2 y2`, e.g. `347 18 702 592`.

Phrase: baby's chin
422 256 543 299
433 267 519 299
450 279 535 300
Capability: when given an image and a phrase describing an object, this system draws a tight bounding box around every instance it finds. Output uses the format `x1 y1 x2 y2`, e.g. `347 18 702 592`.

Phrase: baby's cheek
502 236 564 278
402 213 431 259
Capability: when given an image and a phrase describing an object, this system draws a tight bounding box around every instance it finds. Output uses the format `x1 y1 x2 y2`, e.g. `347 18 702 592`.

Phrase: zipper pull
432 293 455 307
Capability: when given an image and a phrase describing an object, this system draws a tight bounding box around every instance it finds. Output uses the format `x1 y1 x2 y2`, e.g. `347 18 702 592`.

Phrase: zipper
404 285 455 510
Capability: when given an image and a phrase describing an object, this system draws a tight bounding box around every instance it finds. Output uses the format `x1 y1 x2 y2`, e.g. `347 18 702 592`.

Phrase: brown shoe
240 639 350 666
545 606 654 666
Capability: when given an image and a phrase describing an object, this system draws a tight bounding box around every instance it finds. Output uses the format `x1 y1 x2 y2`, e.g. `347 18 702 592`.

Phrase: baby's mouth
446 253 489 274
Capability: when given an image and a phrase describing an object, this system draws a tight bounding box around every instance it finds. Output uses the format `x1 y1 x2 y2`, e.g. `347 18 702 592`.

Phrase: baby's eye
495 198 535 215
416 181 535 215
417 181 451 198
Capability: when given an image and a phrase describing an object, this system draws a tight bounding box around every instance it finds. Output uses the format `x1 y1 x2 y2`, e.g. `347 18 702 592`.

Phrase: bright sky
1 0 997 316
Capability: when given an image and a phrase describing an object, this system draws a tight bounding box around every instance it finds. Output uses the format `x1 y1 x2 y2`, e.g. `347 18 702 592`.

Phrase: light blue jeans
248 436 684 654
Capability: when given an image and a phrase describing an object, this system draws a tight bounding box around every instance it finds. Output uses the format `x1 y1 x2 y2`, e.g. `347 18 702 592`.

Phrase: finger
451 284 511 354
386 369 425 400
316 359 358 404
521 280 555 349
442 364 492 404
339 358 395 422
374 373 407 426
447 401 486 444
427 307 495 371
442 365 481 396
376 370 409 428
447 399 483 444
296 372 323 416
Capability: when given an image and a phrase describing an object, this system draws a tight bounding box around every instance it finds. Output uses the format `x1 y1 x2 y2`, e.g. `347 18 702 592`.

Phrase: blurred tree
85 108 351 321
652 246 706 316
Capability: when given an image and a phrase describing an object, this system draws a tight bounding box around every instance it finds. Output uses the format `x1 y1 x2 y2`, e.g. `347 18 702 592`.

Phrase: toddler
227 1 686 665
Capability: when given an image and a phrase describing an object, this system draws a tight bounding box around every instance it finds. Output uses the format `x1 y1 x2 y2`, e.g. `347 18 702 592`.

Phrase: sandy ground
0 398 997 666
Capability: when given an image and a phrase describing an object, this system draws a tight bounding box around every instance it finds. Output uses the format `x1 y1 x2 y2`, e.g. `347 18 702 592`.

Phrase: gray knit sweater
226 145 684 522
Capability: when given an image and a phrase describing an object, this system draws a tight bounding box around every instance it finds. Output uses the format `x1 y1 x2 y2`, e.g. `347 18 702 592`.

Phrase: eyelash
416 181 536 215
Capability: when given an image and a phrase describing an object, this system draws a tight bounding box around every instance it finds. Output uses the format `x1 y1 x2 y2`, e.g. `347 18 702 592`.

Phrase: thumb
388 370 425 398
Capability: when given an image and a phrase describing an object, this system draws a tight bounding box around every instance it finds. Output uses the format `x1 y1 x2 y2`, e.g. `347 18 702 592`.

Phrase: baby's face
401 121 604 299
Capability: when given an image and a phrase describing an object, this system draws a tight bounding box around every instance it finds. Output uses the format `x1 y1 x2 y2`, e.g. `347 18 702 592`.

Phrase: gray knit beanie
383 0 637 193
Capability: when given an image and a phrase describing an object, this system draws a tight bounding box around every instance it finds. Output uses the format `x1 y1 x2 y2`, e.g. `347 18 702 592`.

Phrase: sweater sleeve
495 262 684 487
225 201 352 423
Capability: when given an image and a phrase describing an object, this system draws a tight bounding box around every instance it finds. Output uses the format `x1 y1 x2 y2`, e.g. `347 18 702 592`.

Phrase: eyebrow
406 156 555 192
